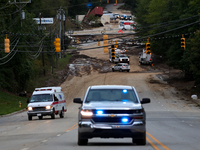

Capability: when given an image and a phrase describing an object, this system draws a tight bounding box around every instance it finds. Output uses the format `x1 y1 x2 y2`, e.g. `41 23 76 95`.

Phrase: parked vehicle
112 63 130 72
124 15 132 20
119 14 126 20
114 13 119 19
119 20 135 30
139 49 153 65
27 87 67 120
109 50 130 64
115 54 130 64
73 85 150 145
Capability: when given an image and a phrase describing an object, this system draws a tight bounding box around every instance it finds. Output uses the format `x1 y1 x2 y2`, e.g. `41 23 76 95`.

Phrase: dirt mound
45 54 112 87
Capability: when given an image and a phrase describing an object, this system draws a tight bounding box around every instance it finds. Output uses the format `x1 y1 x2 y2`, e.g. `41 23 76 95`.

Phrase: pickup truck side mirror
141 98 150 104
73 98 83 104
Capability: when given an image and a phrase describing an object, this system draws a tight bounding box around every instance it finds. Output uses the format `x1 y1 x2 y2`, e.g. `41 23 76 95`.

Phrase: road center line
146 137 160 150
64 123 78 131
147 132 171 150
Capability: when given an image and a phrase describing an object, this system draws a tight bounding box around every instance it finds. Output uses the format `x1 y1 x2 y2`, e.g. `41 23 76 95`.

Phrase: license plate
37 114 42 116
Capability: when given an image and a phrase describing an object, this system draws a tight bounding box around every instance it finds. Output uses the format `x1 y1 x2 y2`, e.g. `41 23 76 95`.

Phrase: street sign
33 18 54 24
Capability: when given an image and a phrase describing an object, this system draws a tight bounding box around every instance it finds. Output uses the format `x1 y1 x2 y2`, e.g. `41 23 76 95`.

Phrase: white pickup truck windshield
86 89 138 103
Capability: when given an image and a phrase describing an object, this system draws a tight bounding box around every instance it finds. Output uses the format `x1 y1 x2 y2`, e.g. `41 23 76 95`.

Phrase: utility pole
63 9 66 57
39 13 45 76
9 0 31 27
57 7 66 58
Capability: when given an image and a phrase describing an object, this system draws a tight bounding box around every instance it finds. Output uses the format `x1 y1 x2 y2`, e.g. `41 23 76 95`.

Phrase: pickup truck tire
28 115 32 121
112 68 115 72
127 70 130 72
78 132 88 145
132 132 146 145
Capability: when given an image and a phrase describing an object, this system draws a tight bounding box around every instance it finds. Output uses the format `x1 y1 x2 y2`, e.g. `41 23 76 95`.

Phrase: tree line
124 0 200 85
0 0 104 93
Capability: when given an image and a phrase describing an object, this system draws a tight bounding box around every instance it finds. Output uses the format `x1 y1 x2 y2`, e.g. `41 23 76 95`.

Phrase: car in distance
73 85 150 145
112 63 130 72
124 15 132 20
119 14 126 20
114 13 119 19
116 54 130 64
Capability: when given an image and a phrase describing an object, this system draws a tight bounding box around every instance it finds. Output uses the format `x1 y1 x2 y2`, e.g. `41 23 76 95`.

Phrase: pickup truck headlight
28 106 33 111
46 105 52 110
81 110 93 119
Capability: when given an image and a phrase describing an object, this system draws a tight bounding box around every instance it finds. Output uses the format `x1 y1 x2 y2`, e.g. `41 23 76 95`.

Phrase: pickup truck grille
92 110 141 114
92 117 133 124
32 107 46 111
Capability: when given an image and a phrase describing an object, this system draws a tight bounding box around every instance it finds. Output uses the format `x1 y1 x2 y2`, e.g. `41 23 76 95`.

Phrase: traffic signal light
116 40 118 48
4 35 10 53
77 38 79 44
111 45 115 60
181 38 185 50
146 43 151 51
146 42 150 52
54 37 60 52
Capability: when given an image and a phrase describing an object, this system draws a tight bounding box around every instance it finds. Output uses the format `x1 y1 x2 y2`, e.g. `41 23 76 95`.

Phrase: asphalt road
1 3 200 150
0 71 200 150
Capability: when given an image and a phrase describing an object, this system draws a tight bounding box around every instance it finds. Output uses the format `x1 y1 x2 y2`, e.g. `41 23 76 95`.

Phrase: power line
0 1 10 10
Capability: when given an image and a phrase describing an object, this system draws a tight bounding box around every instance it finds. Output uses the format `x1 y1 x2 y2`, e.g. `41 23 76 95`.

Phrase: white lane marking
189 124 193 127
42 140 47 143
21 148 29 150
57 134 61 137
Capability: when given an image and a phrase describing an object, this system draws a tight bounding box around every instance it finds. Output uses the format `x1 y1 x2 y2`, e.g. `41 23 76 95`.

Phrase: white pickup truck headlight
81 110 93 119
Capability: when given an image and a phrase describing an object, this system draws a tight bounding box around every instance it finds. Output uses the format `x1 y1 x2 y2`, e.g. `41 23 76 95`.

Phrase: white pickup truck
109 51 130 64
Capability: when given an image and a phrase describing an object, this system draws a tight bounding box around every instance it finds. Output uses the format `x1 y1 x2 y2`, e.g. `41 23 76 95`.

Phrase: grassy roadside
0 54 72 116
0 91 27 115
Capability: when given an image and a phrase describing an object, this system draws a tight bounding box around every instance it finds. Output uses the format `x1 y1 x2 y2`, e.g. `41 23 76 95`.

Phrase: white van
119 20 135 30
27 87 67 120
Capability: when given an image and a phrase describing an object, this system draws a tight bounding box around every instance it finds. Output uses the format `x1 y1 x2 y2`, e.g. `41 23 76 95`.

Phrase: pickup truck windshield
86 89 138 103
30 94 53 103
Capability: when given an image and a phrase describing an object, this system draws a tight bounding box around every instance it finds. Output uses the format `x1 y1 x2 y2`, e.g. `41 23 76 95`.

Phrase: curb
0 108 27 118
190 99 200 106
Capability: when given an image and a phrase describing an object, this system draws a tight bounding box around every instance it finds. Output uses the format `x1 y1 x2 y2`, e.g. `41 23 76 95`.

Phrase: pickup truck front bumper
78 120 146 139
